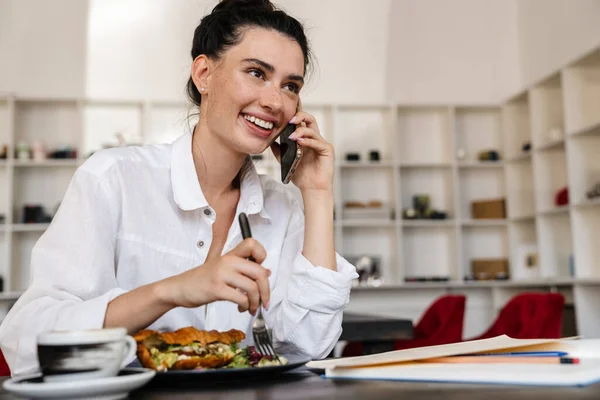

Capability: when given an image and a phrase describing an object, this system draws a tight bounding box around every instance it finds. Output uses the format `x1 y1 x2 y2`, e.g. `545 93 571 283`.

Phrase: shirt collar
170 132 270 220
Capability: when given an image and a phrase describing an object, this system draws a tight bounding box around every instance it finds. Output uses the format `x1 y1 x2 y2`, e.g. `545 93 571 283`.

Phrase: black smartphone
278 123 302 184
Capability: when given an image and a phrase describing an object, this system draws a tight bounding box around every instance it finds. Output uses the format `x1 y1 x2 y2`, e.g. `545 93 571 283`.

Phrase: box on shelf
343 201 392 220
471 258 509 280
471 198 506 219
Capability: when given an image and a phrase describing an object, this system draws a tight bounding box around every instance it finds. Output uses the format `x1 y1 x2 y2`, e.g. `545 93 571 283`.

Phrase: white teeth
244 114 273 130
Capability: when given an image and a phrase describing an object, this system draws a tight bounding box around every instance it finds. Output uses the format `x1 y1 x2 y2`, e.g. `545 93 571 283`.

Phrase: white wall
517 0 600 88
85 0 392 104
0 0 88 97
386 0 521 105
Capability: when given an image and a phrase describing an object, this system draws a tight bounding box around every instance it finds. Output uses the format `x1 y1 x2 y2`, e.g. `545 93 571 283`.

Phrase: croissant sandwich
134 326 246 371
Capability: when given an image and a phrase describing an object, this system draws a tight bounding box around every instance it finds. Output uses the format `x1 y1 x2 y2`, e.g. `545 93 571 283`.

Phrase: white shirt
0 132 358 376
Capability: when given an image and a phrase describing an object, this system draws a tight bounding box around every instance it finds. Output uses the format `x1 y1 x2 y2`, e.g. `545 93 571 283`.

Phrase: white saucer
3 367 155 400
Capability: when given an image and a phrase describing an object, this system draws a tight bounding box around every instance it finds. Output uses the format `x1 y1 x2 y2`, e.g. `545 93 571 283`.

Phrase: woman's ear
191 55 211 94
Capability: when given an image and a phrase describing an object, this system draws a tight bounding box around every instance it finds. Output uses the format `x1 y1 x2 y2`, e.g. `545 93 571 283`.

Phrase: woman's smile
240 113 278 139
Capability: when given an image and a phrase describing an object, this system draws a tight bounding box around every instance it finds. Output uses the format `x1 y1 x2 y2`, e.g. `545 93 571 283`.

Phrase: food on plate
134 326 287 371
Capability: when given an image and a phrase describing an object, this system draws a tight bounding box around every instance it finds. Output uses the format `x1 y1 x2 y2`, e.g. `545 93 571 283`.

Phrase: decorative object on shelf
401 194 448 220
477 150 501 161
429 210 447 219
516 243 538 270
31 141 46 162
404 276 450 282
343 200 392 220
413 194 429 215
547 126 562 142
569 254 575 277
348 255 383 287
554 186 569 207
586 182 600 200
250 154 264 161
369 150 380 162
0 214 5 224
471 198 506 219
345 153 360 161
471 258 509 280
402 208 417 219
456 148 466 160
22 205 52 224
0 144 7 159
522 141 531 153
48 145 77 159
16 142 30 160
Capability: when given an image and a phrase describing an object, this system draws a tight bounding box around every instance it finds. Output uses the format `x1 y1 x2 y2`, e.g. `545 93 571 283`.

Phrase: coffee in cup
37 327 136 382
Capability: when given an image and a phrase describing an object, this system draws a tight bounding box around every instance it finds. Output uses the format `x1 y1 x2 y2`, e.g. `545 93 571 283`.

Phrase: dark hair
186 0 313 107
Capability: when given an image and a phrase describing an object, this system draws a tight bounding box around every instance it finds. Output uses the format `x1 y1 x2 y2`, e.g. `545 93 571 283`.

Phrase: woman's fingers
232 262 271 310
224 273 260 315
220 285 250 313
227 238 267 264
290 111 319 133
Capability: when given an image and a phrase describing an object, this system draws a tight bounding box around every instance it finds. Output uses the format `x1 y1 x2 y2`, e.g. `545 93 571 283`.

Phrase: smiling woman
0 0 358 377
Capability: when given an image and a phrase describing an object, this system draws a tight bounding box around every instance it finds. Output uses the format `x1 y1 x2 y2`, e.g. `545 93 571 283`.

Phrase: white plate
3 367 155 400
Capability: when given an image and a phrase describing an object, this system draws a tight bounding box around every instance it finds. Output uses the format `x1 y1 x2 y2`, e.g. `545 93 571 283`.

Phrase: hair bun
213 0 275 12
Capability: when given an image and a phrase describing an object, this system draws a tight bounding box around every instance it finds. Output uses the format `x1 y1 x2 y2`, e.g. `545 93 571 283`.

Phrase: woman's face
201 27 305 155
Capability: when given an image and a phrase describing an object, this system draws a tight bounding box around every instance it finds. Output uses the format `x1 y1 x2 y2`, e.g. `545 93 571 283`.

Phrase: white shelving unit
1 46 600 339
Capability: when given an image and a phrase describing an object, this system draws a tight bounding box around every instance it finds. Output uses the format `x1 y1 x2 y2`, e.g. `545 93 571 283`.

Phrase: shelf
510 214 536 222
563 49 600 136
461 219 507 227
457 161 504 169
538 205 570 216
574 197 600 208
530 73 565 149
337 219 396 228
11 223 50 232
398 162 452 169
402 219 455 228
13 159 81 167
396 107 452 164
570 120 600 138
455 107 502 163
535 138 564 151
0 291 24 302
350 278 600 291
506 152 532 162
337 161 394 168
505 161 535 218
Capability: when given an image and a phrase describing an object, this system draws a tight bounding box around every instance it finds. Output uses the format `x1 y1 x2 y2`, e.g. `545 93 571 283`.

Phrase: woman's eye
249 69 264 79
284 83 300 94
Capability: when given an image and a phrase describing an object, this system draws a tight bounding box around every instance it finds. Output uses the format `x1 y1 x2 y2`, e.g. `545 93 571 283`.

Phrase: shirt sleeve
0 165 127 376
265 199 358 359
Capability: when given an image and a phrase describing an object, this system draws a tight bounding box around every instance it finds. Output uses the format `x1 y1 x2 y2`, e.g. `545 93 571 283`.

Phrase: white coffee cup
37 327 137 383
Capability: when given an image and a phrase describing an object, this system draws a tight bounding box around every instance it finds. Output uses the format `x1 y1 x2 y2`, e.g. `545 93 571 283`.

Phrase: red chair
468 292 565 340
0 349 10 377
342 294 466 356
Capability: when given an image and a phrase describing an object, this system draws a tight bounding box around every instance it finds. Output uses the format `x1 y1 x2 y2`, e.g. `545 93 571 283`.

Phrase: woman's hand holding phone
270 99 335 193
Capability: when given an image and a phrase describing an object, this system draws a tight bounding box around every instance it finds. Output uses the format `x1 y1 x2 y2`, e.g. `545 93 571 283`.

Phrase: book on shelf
307 335 600 387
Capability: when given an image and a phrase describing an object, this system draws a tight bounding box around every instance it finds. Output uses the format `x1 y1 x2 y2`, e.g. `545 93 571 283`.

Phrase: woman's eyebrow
242 58 304 84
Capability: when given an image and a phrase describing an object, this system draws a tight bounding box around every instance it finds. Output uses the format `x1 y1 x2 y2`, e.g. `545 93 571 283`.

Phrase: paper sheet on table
306 335 579 370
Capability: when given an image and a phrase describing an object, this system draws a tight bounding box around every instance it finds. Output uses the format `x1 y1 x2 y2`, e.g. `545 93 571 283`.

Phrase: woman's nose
259 86 283 113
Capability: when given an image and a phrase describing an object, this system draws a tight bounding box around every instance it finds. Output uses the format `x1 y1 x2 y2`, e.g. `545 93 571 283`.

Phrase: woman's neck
191 121 246 203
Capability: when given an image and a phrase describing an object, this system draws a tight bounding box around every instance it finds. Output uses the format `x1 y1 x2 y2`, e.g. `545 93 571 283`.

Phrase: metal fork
238 212 281 363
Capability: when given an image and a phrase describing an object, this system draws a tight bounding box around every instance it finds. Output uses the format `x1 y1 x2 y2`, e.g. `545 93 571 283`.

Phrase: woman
0 0 358 376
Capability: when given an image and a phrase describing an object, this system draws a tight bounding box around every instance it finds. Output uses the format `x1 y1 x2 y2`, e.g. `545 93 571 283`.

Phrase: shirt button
204 209 212 216
197 240 204 248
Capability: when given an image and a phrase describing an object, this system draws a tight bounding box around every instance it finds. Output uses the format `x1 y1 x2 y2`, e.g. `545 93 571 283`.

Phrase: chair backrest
414 294 466 343
0 349 10 377
476 292 565 340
